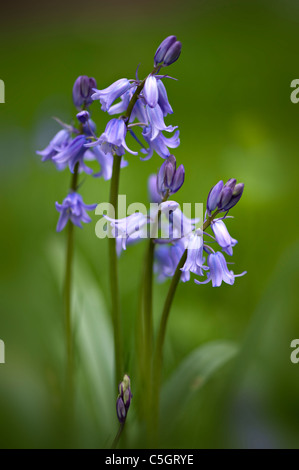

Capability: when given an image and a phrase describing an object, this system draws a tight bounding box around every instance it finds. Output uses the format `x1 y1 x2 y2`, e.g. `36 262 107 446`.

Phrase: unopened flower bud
148 174 162 203
219 186 233 209
72 75 97 109
163 41 182 66
157 155 185 198
207 180 223 215
117 374 132 419
76 110 90 124
233 183 244 196
154 35 177 66
220 180 244 212
116 396 126 424
221 185 244 211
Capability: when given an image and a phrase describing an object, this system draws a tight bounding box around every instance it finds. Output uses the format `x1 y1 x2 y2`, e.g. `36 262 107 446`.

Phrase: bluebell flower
211 219 237 256
148 174 162 204
144 75 159 108
92 78 132 112
141 127 180 160
55 192 97 232
90 146 128 181
155 239 189 282
130 97 149 124
36 129 72 167
82 118 97 137
146 105 177 141
164 204 198 239
52 134 93 174
157 80 173 117
157 155 185 198
194 251 246 287
104 212 148 252
86 118 137 156
72 75 97 109
181 230 208 280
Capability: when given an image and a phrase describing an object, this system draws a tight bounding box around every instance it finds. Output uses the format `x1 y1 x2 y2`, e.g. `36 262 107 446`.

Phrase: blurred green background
1 0 299 448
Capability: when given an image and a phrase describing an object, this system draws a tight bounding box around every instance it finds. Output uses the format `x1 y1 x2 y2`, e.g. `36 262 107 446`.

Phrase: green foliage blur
0 0 299 448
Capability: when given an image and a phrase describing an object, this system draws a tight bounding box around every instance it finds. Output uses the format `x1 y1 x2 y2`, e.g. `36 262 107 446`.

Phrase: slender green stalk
151 211 220 432
64 163 79 405
111 422 125 449
143 240 155 365
109 154 123 386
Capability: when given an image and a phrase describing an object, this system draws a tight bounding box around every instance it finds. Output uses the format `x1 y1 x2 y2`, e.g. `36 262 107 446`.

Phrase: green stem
109 154 123 386
108 66 159 387
111 422 125 449
64 163 79 406
151 211 220 432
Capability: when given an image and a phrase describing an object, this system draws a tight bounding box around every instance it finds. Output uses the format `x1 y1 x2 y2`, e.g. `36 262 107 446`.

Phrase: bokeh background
1 0 299 448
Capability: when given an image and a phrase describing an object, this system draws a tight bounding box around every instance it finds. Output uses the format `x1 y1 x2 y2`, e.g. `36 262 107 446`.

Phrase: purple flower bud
171 164 185 193
207 180 223 215
117 374 132 421
72 75 97 109
221 189 244 211
144 75 159 108
154 35 177 66
148 174 162 203
233 183 244 197
116 397 126 424
219 180 244 212
224 178 236 191
157 155 185 198
76 110 90 124
163 41 182 66
219 187 233 209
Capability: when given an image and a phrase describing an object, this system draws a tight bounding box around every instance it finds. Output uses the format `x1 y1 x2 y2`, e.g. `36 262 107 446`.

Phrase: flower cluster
105 159 246 287
89 36 182 162
37 75 105 231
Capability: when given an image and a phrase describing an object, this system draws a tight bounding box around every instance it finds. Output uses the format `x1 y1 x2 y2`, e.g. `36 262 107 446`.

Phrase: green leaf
160 340 238 429
46 238 115 439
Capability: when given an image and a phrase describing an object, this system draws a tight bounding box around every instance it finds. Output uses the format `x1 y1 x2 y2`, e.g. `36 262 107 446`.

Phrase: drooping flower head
55 192 97 232
194 251 246 287
157 155 185 199
72 75 97 109
86 118 137 156
92 79 132 112
211 219 237 256
36 129 72 166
